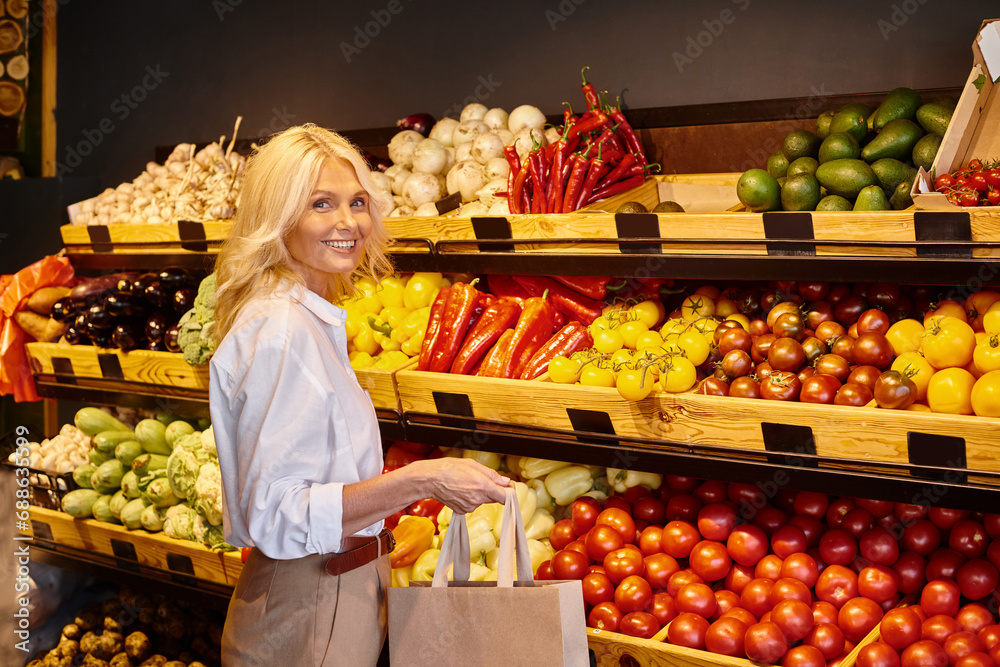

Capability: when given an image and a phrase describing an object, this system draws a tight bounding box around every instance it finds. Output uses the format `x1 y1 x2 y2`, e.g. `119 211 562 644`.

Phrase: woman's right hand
411 457 512 514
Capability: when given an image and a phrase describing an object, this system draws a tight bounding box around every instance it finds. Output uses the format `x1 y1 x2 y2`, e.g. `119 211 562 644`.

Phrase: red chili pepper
562 102 575 128
576 145 609 211
385 443 427 468
501 293 557 379
450 298 522 375
478 329 514 378
551 276 613 300
486 274 530 301
504 145 521 215
469 292 496 329
429 281 481 373
561 148 592 213
588 173 644 205
567 111 609 142
609 104 647 166
581 66 600 112
529 150 547 214
418 286 452 372
511 275 604 326
240 547 252 563
518 322 594 380
552 310 566 331
595 153 637 191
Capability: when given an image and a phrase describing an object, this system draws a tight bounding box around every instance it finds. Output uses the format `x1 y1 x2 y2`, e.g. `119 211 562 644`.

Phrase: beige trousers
221 548 390 666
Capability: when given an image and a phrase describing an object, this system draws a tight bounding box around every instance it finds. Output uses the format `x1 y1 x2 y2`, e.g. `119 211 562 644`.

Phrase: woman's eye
313 200 330 209
351 198 367 209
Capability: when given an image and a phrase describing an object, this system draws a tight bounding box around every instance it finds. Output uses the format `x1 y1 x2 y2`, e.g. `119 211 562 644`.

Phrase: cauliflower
166 432 210 501
200 426 216 457
194 272 216 324
193 515 235 552
193 462 223 526
163 504 199 541
177 273 218 365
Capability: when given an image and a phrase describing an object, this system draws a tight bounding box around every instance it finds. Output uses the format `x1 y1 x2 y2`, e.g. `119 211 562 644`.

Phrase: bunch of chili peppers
505 67 653 215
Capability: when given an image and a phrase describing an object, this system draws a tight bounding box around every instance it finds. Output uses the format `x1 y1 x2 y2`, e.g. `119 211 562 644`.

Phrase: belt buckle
383 528 396 555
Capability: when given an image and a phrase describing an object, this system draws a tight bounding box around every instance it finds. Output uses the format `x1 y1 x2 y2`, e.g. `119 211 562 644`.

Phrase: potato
109 654 130 667
26 286 71 315
138 656 167 667
62 623 82 641
14 310 51 341
124 631 152 662
79 631 99 654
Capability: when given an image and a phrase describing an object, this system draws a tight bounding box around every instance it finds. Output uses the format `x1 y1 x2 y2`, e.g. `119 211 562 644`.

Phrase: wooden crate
26 342 211 391
26 506 242 587
396 370 1000 485
354 358 416 412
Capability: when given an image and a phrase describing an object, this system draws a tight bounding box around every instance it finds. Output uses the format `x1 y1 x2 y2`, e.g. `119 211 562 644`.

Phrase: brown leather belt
324 528 395 577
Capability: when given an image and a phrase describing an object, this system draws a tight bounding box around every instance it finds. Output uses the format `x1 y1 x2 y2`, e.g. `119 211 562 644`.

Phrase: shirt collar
279 280 346 326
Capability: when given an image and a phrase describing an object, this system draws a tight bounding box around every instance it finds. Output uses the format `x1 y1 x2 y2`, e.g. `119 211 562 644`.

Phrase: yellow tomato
659 318 686 337
984 310 1000 335
634 330 664 350
926 367 976 415
921 316 976 369
603 302 628 317
633 347 666 376
681 295 715 321
610 348 635 369
693 285 721 299
891 352 935 401
726 313 751 330
676 331 711 366
589 316 612 340
630 300 665 329
548 356 582 384
972 333 1000 376
906 402 932 412
886 318 924 356
616 368 655 401
971 370 1000 417
660 357 697 393
715 297 739 318
594 329 625 355
924 300 967 325
580 365 616 388
965 290 1000 331
619 320 650 350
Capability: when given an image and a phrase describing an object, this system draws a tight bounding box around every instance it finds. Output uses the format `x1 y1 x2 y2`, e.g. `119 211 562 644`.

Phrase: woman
209 124 511 665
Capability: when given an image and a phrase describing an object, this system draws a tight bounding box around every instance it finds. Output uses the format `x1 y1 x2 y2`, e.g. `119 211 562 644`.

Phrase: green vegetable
165 421 196 448
61 489 102 519
93 430 138 455
194 515 236 552
163 504 199 541
177 300 217 366
92 494 120 524
115 440 143 468
109 490 128 519
143 477 183 509
120 498 149 529
88 448 112 466
121 470 141 499
73 464 97 489
74 407 131 437
194 272 216 324
192 463 223 525
139 505 167 532
90 459 125 494
135 419 171 455
131 453 169 478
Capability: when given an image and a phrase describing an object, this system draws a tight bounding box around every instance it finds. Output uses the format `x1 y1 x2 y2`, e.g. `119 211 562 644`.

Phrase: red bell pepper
428 281 481 372
384 509 406 531
501 293 557 379
512 275 604 326
450 298 522 375
408 498 445 527
384 444 427 469
240 547 252 563
418 286 452 372
551 276 614 300
518 322 594 380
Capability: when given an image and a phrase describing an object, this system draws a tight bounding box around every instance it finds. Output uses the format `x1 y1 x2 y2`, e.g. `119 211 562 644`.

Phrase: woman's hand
410 457 512 514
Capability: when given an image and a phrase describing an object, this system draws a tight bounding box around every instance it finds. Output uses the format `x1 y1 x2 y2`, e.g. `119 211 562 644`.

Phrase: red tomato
950 519 990 559
827 498 856 528
927 549 967 580
772 525 809 558
985 513 1000 539
792 491 830 519
693 479 728 504
978 623 1000 649
902 519 942 556
745 621 789 664
603 496 631 514
614 575 652 614
675 582 717 618
604 547 645 585
812 601 840 626
690 540 732 582
921 578 961 617
698 503 739 541
771 577 813 606
648 592 678 628
842 507 876 539
622 485 652 504
596 508 637 545
816 565 859 609
619 611 660 639
928 506 971 531
742 578 776 619
805 622 846 660
724 562 756 595
853 332 894 369
662 520 701 559
705 617 748 657
638 525 663 556
860 528 901 566
754 505 790 536
728 524 770 567
721 606 758 627
781 552 820 588
666 475 700 492
551 549 589 580
667 569 705 597
586 525 625 563
756 554 786 581
956 652 995 667
548 519 576 552
838 596 884 643
643 553 680 590
782 645 828 667
535 560 553 580
856 497 895 518
944 632 987 666
922 614 959 644
880 607 922 651
901 640 947 667
858 565 900 603
588 601 622 631
957 559 1000 600
570 496 602 535
665 493 702 522
788 516 824 549
893 551 927 595
667 612 710 649
771 598 814 642
856 643 901 667
957 604 995 634
632 497 665 525
582 571 615 606
712 589 741 621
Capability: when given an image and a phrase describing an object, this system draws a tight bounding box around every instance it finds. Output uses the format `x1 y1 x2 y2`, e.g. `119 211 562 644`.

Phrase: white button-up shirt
209 281 383 559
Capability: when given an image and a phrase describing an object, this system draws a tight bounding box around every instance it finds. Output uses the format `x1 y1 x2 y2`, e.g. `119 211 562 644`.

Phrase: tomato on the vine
761 371 802 401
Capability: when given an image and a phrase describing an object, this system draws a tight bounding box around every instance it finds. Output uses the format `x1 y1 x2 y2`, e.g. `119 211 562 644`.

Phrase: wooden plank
589 629 754 667
40 0 58 178
60 220 232 246
354 358 416 412
26 343 211 391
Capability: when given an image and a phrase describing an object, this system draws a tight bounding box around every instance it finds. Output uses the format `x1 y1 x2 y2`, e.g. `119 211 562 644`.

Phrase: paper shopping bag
388 488 589 667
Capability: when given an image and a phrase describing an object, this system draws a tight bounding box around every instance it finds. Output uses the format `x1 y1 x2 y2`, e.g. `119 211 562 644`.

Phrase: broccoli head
194 273 216 325
178 309 215 365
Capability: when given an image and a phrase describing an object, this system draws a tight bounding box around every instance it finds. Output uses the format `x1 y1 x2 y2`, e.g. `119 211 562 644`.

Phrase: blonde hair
214 124 394 343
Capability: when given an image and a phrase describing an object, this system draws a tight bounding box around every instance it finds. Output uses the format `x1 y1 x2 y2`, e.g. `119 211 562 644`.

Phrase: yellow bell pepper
367 315 400 352
436 505 453 532
403 272 447 309
344 307 364 341
391 306 431 358
401 333 424 358
544 466 595 506
391 565 412 588
524 508 555 541
465 514 499 561
584 489 609 505
389 515 435 568
462 449 502 471
354 277 383 314
349 351 376 370
372 350 409 370
529 479 555 514
606 468 664 494
487 482 536 539
528 539 556 575
504 455 523 478
353 322 381 356
519 458 572 480
411 548 440 581
378 275 407 308
379 306 411 329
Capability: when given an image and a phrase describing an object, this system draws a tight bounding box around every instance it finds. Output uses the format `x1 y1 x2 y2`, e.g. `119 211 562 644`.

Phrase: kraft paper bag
388 488 589 667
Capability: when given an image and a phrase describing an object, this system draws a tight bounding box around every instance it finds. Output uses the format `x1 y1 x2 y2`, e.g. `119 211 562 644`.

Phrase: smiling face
285 158 373 295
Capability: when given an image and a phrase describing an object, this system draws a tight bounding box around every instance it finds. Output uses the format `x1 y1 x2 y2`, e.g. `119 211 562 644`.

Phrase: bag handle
497 487 533 587
431 513 470 587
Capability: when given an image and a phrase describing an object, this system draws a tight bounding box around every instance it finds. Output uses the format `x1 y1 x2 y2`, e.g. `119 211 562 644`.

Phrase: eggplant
133 272 159 294
64 324 88 345
90 328 113 349
145 311 169 343
163 323 181 353
173 287 196 313
112 322 143 351
147 340 168 352
157 266 192 290
397 113 435 137
50 297 79 323
69 273 137 306
86 302 113 329
144 281 170 308
104 292 142 318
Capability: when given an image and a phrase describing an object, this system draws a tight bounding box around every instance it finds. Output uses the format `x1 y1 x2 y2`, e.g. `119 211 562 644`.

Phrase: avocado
787 157 819 177
912 133 943 171
815 195 853 211
815 158 880 200
782 129 821 163
615 201 649 214
767 150 790 179
737 169 782 212
860 119 924 163
781 173 822 211
916 98 957 136
854 185 891 211
870 158 918 197
818 133 861 164
815 110 836 139
872 87 923 131
889 181 914 210
829 108 869 144
652 201 685 213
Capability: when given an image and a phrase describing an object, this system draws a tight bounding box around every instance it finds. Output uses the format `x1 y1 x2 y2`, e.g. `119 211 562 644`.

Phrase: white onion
471 132 505 165
513 128 548 163
508 105 546 134
454 141 474 163
411 138 448 175
402 172 444 208
477 178 509 208
429 118 460 147
414 202 440 217
460 103 489 123
544 127 562 145
452 160 486 202
487 199 511 216
483 157 510 183
452 120 489 147
389 166 412 195
393 195 406 207
494 128 515 147
443 146 457 174
388 130 424 169
483 108 509 131
389 205 415 217
456 201 489 217
445 163 461 196
369 171 392 197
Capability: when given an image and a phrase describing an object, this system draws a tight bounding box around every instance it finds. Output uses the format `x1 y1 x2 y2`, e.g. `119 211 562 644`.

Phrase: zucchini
131 453 169 478
120 470 141 499
135 419 171 455
140 504 167 532
88 448 112 466
93 429 138 455
72 464 97 489
109 490 128 520
90 459 125 494
61 489 102 519
74 407 131 437
120 498 149 530
165 420 196 448
114 440 143 468
92 494 120 524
